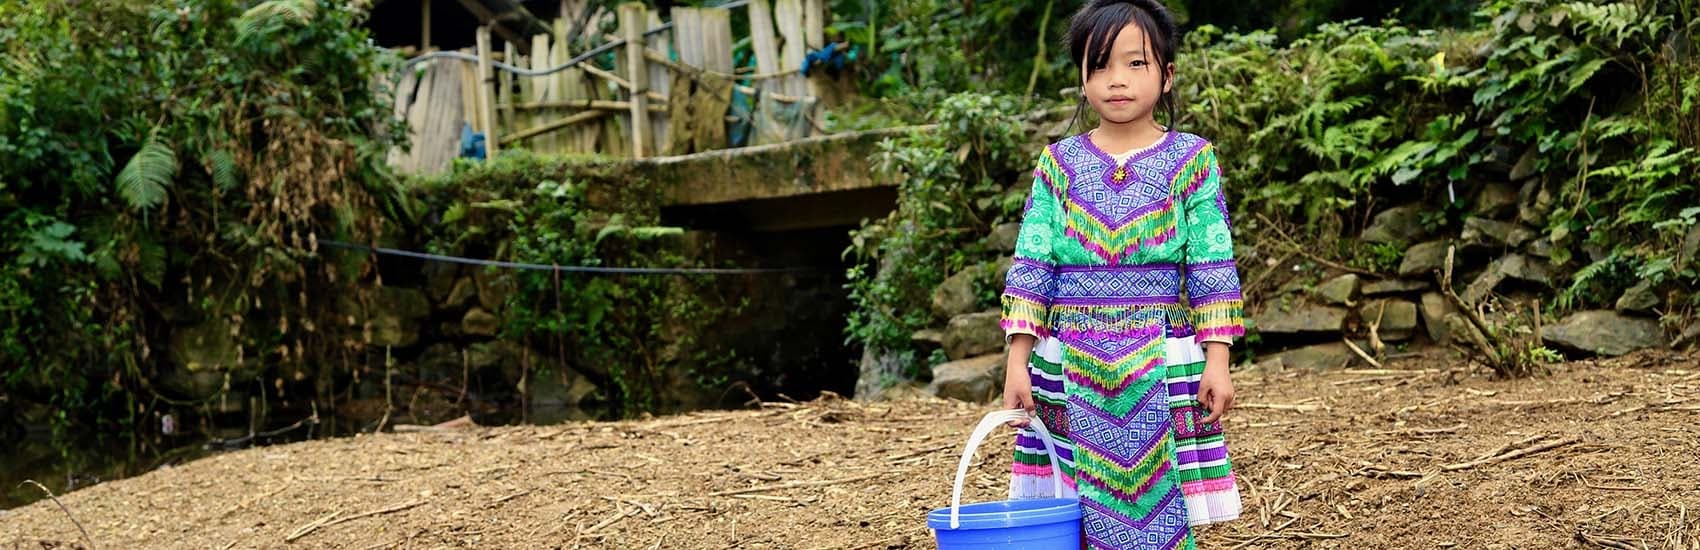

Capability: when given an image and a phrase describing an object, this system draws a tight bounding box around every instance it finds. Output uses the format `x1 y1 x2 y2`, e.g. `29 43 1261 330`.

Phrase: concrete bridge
576 126 935 399
588 126 926 232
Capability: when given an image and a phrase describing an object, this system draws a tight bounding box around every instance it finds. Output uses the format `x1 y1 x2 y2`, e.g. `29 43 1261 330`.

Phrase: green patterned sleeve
1000 149 1063 340
1182 144 1246 344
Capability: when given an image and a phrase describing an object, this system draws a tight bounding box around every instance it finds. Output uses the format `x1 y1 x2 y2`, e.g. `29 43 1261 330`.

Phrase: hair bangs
1070 1 1171 72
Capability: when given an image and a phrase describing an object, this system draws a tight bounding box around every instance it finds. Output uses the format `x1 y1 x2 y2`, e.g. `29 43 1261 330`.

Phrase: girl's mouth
1106 97 1135 105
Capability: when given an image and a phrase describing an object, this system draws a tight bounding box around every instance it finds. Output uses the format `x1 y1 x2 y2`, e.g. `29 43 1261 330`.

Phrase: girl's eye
1131 60 1148 68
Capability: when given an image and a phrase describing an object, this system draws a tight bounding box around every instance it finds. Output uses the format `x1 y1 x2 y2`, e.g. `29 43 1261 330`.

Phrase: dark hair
1065 0 1180 132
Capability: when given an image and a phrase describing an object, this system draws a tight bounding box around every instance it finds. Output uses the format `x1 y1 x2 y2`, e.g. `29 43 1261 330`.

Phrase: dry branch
1238 402 1325 412
284 500 426 542
708 473 885 497
1443 437 1579 471
1439 245 1502 363
19 480 95 550
1343 338 1385 369
1253 213 1387 277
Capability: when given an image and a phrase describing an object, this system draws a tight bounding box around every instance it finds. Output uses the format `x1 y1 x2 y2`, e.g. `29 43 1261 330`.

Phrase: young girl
1001 1 1244 547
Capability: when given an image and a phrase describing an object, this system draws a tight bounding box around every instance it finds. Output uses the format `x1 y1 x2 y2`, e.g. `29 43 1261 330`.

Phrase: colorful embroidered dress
1003 131 1245 549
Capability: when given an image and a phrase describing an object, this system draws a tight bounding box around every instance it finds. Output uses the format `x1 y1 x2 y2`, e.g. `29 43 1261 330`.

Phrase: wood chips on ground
4 350 1699 549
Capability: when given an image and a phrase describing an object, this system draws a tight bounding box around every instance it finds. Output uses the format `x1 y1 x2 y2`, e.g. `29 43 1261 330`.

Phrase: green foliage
829 0 1481 103
845 93 1031 376
844 0 1698 385
116 138 178 211
1468 0 1699 302
413 153 744 412
1175 0 1698 309
826 0 1075 100
1 0 404 428
1180 22 1483 225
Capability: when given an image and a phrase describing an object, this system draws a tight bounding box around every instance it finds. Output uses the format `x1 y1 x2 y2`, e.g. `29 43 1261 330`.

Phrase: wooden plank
551 18 584 154
393 60 470 174
501 42 516 139
774 0 807 98
672 8 702 69
700 7 734 150
418 62 469 173
700 7 734 74
530 33 555 153
620 2 650 158
599 11 628 160
803 0 824 49
748 0 781 88
802 0 824 108
475 26 500 159
747 0 783 145
500 99 668 111
499 109 609 145
458 52 482 135
579 63 633 92
646 11 671 155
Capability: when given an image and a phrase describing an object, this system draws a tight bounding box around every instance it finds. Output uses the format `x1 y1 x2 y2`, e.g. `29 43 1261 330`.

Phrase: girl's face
1081 23 1173 126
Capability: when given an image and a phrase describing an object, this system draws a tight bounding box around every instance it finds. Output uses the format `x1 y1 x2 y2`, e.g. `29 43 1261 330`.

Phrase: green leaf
138 235 167 288
208 149 239 191
1391 167 1424 185
441 202 468 225
117 138 178 211
1564 58 1608 95
22 221 88 266
235 0 317 41
630 227 685 239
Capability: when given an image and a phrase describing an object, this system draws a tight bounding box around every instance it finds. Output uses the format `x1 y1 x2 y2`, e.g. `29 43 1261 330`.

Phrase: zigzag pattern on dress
1049 135 1215 264
1063 338 1196 550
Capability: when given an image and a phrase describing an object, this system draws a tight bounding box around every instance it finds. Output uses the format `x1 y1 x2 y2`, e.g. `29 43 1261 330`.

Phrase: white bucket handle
947 409 1065 529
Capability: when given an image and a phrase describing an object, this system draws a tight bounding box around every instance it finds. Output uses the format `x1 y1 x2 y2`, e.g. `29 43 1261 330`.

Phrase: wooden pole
475 26 500 159
421 0 432 50
802 0 824 49
774 0 807 98
499 110 609 145
501 41 516 139
530 33 554 153
619 2 650 158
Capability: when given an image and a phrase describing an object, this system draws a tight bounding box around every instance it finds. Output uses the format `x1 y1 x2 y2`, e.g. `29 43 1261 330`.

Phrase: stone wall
866 163 1695 404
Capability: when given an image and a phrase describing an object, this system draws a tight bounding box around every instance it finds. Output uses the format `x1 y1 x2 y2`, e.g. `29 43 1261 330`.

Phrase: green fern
117 138 178 210
208 149 239 191
235 0 318 40
137 233 167 288
1557 251 1623 309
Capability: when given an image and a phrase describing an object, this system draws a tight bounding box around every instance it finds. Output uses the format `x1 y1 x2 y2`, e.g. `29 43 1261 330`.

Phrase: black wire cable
319 240 816 275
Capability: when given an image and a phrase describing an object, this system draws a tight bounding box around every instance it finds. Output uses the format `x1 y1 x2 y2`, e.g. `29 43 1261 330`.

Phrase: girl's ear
1163 63 1176 94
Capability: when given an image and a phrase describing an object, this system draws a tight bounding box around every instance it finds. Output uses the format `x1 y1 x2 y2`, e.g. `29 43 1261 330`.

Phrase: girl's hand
1197 342 1235 424
1003 335 1038 427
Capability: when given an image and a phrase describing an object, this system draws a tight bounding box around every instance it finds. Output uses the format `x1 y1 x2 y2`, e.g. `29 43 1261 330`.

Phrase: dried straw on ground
3 350 1698 549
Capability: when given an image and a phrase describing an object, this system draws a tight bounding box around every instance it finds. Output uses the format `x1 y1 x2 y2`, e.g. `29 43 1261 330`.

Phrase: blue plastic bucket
928 498 1081 549
928 409 1080 549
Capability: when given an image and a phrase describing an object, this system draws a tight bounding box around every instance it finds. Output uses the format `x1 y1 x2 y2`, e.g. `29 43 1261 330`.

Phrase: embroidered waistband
1052 264 1181 305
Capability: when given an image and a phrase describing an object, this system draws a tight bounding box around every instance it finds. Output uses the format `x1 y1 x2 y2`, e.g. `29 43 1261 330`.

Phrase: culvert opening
661 187 898 403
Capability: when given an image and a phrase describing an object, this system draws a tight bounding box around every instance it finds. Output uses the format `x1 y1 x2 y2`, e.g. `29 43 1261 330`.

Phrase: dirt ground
3 349 1699 549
